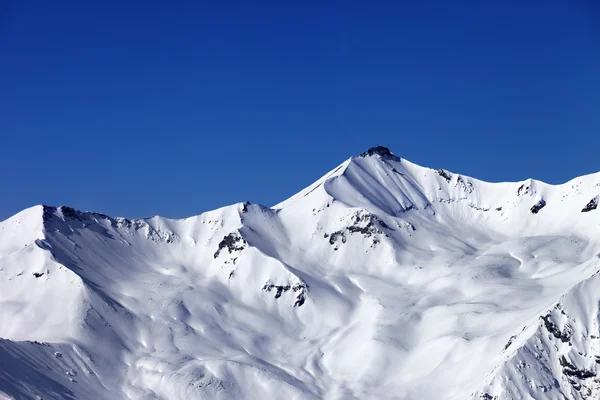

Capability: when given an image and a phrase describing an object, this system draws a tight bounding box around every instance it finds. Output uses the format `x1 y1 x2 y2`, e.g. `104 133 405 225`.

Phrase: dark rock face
530 199 547 214
325 211 392 249
582 198 598 213
263 283 290 299
437 169 452 182
456 176 474 193
292 285 307 307
360 146 395 158
517 184 532 197
503 335 516 351
56 206 111 223
540 314 571 343
328 231 346 246
42 205 56 221
263 281 308 307
213 232 246 259
241 201 251 213
347 216 387 235
60 206 85 221
560 356 596 380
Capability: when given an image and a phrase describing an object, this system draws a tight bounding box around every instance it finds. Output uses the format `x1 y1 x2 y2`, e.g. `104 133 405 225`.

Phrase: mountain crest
359 145 398 159
3 149 600 400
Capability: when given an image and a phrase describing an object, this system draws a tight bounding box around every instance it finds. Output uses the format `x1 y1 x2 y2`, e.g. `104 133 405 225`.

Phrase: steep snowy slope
1 146 600 400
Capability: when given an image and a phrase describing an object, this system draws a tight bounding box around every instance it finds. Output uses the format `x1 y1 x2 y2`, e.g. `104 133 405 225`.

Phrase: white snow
1 147 600 399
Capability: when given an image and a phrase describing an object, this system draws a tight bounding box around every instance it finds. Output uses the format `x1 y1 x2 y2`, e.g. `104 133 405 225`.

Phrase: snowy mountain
1 146 600 400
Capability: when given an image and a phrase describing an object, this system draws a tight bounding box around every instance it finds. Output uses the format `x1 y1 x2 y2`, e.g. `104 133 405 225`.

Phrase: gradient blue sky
1 1 599 221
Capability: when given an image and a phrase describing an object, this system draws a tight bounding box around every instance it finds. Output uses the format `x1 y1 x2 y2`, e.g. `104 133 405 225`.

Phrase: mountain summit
1 149 600 400
359 145 397 158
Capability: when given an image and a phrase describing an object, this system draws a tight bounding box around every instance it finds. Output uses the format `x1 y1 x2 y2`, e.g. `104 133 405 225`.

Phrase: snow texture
1 146 600 399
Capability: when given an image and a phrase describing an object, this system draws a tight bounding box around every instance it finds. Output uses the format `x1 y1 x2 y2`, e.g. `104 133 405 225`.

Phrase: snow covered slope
1 146 600 400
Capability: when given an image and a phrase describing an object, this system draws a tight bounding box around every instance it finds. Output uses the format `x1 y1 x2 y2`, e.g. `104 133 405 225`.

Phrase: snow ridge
1 146 600 400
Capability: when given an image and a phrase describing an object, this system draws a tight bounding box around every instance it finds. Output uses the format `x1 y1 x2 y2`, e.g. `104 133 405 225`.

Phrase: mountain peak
3 155 600 400
359 145 397 159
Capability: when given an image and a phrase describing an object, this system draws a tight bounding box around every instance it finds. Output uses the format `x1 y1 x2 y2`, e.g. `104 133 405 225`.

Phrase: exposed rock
437 169 452 182
263 281 308 307
503 335 516 351
456 176 474 193
540 314 571 343
263 283 290 299
560 356 596 380
582 197 598 213
325 211 392 248
328 231 346 246
292 284 307 307
214 232 246 259
60 206 84 221
241 201 251 213
517 184 532 197
359 146 396 158
531 199 547 214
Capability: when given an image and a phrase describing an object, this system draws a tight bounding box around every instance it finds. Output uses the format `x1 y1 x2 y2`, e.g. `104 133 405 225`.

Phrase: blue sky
1 1 599 221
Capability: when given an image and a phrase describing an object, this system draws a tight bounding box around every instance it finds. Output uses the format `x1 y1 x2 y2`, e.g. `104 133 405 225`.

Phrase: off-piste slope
1 146 600 400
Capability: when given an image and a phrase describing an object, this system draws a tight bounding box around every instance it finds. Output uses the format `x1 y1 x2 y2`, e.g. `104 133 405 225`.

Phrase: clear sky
1 1 599 221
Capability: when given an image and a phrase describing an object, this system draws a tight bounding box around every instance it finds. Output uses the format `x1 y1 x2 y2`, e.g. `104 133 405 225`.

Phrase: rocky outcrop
359 146 397 159
324 210 392 249
263 281 308 307
530 199 546 214
213 232 246 259
437 169 452 182
581 197 598 213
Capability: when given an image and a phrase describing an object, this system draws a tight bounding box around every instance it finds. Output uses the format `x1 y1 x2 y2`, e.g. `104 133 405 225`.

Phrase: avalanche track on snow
2 146 600 400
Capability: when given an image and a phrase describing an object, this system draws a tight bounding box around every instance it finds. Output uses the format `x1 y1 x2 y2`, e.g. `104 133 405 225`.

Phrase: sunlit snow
1 147 600 399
